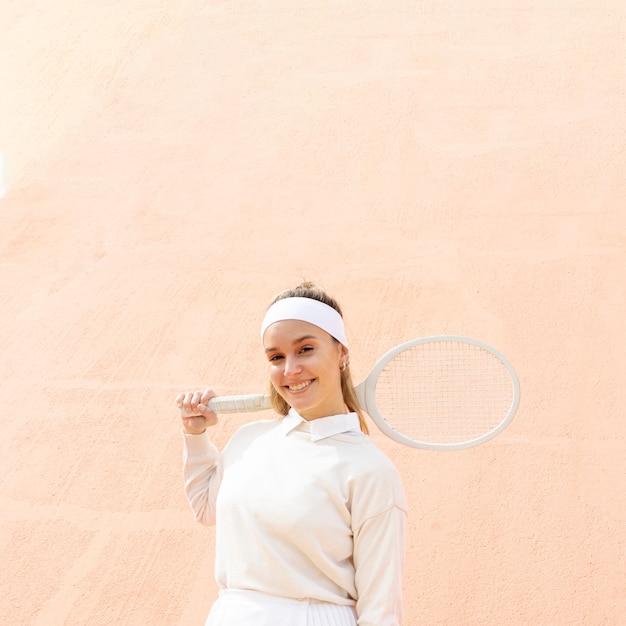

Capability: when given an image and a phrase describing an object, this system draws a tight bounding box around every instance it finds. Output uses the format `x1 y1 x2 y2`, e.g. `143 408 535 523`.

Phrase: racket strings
374 341 515 444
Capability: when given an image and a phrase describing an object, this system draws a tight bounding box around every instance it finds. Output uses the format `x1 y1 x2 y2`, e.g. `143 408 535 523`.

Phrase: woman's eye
268 354 283 362
300 346 313 353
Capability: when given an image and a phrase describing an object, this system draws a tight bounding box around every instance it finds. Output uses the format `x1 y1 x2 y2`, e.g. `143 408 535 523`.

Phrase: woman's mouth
286 380 314 392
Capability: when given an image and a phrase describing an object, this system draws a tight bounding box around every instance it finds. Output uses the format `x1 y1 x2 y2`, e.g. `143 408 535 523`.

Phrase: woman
178 282 407 625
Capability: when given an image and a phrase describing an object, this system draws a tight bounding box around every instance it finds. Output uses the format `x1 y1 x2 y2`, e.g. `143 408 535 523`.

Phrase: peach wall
1 1 624 624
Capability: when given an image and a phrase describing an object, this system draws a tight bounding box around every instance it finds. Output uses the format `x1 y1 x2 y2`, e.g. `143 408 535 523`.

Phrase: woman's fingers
177 389 219 432
181 390 200 416
197 389 218 426
200 388 215 405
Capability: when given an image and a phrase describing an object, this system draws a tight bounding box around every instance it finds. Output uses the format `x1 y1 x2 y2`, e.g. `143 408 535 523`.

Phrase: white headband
261 297 349 348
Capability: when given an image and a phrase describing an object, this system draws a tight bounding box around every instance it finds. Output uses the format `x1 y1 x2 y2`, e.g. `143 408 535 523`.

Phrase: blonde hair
266 281 369 435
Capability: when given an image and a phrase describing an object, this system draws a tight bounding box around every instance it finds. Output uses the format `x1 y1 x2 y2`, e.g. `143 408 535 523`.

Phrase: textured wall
1 1 624 624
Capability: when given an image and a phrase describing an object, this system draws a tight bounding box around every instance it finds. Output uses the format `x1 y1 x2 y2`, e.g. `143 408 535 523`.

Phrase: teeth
289 380 312 391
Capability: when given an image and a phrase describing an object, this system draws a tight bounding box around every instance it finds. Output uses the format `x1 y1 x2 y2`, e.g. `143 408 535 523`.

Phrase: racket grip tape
207 394 273 413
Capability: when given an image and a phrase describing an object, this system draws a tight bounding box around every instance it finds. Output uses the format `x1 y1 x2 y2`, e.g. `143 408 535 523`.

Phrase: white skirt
205 589 358 626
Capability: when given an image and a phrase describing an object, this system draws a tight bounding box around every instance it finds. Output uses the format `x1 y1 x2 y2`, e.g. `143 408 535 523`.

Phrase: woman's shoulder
340 437 407 513
229 416 281 438
221 416 283 451
339 433 399 469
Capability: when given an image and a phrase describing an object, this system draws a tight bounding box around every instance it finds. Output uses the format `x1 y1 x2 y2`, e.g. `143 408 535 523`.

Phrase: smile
287 380 314 392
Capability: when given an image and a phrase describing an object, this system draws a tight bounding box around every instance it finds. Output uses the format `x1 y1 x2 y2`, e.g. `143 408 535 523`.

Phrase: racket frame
359 335 520 450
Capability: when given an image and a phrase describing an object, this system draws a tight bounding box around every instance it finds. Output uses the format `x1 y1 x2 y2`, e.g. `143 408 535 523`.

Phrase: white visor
261 297 349 348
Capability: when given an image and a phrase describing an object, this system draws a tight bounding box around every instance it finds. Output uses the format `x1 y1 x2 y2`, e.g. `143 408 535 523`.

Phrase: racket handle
207 394 273 414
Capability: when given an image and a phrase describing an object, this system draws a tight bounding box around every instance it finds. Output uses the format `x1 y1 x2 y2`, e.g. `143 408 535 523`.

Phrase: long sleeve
182 431 223 526
353 505 406 626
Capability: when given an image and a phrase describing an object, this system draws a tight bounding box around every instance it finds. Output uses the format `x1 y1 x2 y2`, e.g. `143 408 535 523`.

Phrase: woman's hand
176 388 219 434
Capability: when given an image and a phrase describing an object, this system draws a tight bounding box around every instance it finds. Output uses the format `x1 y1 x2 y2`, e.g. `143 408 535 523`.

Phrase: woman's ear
339 345 350 370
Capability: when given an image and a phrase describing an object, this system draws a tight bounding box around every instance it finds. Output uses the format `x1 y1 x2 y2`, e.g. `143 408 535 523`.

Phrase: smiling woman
262 285 368 433
177 282 406 626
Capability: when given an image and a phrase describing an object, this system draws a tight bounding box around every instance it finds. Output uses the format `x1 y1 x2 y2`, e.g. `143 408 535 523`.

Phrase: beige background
1 1 625 624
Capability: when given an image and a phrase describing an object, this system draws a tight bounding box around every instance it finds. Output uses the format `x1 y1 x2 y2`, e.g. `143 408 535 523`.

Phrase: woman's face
263 319 349 420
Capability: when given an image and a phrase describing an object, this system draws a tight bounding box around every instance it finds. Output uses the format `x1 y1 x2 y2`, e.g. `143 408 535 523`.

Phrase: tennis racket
207 335 520 450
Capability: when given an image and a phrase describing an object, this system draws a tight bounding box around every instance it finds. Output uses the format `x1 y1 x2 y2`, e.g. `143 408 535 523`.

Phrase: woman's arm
178 388 222 526
353 505 407 626
182 430 223 526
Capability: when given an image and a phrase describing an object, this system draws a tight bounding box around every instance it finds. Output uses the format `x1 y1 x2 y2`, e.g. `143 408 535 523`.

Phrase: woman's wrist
181 427 207 435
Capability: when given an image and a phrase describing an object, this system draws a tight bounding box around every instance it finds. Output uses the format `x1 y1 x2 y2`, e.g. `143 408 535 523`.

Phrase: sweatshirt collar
280 408 361 441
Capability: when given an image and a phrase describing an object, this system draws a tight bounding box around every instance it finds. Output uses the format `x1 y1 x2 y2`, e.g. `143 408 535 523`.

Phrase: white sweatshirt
183 409 407 626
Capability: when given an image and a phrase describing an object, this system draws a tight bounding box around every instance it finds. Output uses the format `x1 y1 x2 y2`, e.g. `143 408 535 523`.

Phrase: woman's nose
283 356 302 377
